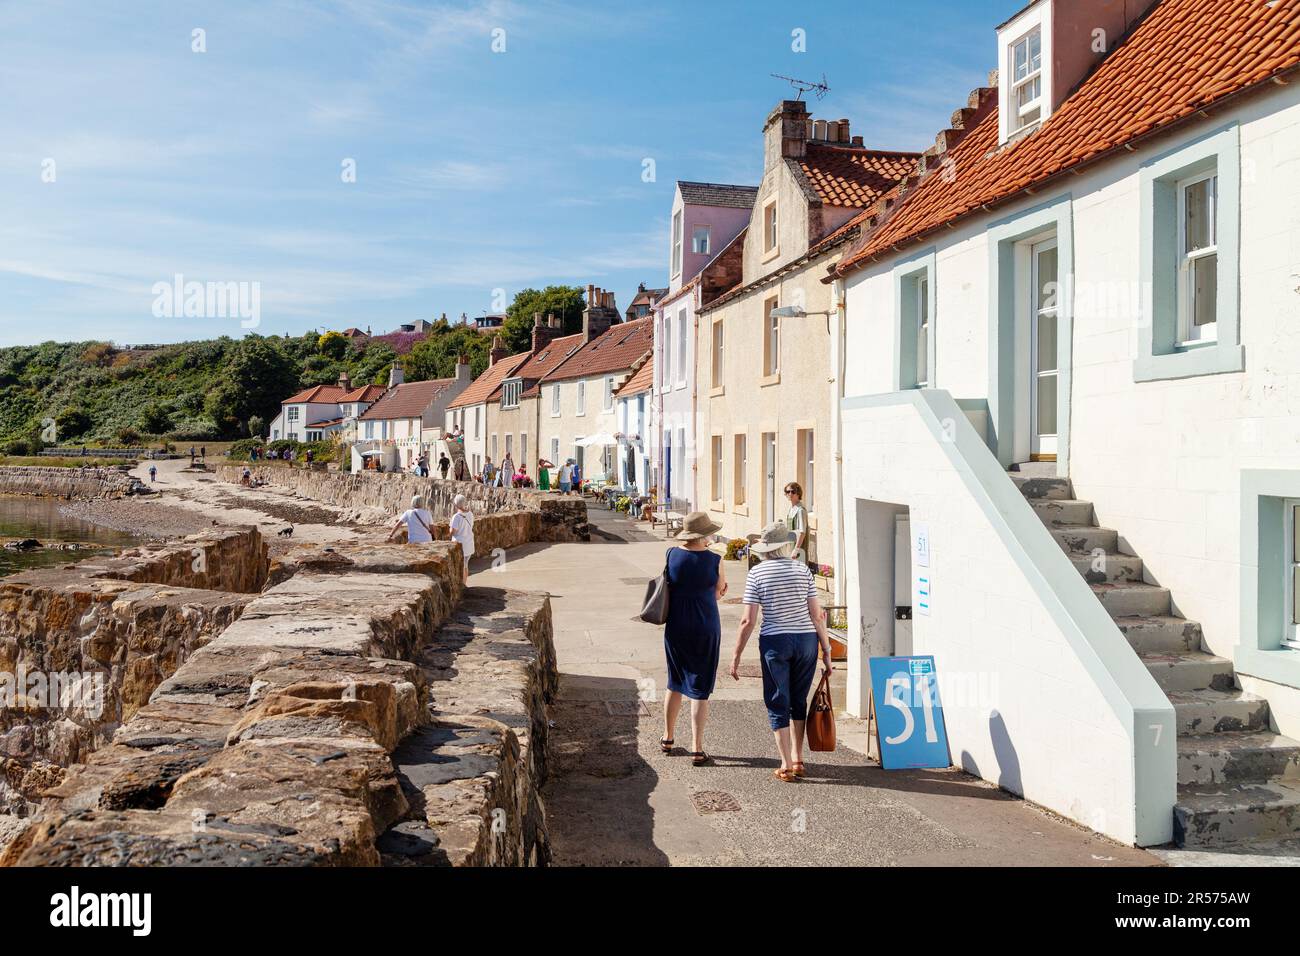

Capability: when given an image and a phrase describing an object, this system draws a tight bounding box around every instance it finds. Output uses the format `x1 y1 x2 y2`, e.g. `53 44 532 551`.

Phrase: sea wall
0 528 267 814
217 464 589 544
1 539 556 867
0 465 138 500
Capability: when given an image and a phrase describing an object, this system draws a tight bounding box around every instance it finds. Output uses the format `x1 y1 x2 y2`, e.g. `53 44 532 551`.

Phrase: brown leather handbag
806 670 836 752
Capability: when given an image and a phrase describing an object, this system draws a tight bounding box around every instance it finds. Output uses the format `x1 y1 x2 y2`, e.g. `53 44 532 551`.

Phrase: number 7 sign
868 656 951 770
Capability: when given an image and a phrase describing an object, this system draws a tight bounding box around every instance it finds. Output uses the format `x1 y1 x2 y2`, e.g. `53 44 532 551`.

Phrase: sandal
791 762 806 778
660 738 674 754
690 751 710 767
773 768 798 782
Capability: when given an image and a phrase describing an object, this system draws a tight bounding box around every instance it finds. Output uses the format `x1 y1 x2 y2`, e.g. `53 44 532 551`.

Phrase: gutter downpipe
831 276 847 606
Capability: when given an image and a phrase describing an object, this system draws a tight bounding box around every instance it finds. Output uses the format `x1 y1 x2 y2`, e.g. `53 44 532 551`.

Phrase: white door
1030 238 1059 459
763 432 777 523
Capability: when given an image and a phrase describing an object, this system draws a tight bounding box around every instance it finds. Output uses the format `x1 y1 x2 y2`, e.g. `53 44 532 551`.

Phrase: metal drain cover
692 790 741 814
604 699 650 716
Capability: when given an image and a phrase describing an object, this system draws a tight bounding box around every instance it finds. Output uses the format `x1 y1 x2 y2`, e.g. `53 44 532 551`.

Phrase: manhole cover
691 791 741 814
604 699 650 716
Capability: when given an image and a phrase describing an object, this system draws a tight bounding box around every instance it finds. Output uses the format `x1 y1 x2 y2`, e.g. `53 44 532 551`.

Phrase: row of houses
442 0 1300 850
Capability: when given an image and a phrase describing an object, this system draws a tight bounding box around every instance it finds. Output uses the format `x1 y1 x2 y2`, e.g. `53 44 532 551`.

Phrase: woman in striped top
730 520 834 781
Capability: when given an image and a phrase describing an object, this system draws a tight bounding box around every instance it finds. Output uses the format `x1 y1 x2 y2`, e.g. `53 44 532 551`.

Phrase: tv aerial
771 73 830 101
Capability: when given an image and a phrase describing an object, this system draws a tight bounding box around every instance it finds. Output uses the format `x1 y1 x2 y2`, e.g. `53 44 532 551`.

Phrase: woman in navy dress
662 511 727 766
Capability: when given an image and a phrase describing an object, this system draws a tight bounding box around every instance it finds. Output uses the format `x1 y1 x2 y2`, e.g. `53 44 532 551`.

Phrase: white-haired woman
449 493 475 582
730 520 834 782
387 494 434 545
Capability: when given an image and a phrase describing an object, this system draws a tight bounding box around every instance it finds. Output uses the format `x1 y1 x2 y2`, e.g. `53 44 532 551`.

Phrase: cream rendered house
697 98 918 575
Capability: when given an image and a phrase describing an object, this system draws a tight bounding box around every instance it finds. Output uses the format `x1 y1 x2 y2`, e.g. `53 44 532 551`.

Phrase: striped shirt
742 558 817 636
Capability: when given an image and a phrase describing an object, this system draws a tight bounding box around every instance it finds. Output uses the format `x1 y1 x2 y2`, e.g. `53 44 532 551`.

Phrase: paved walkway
475 505 1159 867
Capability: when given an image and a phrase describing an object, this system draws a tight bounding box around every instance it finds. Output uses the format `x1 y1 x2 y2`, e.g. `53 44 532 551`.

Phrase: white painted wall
843 83 1300 735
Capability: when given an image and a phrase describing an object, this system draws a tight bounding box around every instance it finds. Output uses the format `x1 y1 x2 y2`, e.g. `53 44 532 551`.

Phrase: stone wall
1 539 557 867
0 529 266 815
217 464 589 543
0 465 138 500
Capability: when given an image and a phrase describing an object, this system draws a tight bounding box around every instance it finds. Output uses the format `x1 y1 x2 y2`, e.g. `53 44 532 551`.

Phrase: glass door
1030 238 1058 459
763 432 777 523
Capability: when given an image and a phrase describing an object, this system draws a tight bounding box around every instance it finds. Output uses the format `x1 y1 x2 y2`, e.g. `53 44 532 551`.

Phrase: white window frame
576 380 586 416
711 318 724 388
287 406 299 422
916 274 930 388
473 406 480 439
551 382 561 416
1176 169 1218 346
603 376 614 412
676 308 687 387
501 379 521 409
1009 27 1042 131
671 210 683 278
711 434 724 504
550 437 559 462
763 296 780 376
799 428 815 511
762 199 778 255
692 224 710 255
663 318 673 392
733 433 747 506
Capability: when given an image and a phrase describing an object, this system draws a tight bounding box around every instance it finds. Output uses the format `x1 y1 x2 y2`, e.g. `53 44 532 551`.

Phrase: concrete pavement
474 503 1160 867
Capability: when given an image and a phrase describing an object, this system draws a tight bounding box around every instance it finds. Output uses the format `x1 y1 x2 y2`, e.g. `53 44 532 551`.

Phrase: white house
352 361 471 471
829 0 1300 849
266 371 384 443
444 339 529 479
614 354 653 493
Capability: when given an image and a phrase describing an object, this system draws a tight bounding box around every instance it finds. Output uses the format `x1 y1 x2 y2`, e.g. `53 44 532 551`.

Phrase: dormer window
1011 28 1042 130
997 1 1053 146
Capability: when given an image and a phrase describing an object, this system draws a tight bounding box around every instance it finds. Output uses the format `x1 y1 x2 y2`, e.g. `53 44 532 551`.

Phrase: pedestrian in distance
558 458 574 494
438 453 450 479
660 512 727 766
730 520 835 782
449 493 475 583
481 456 496 485
785 481 810 565
148 464 157 483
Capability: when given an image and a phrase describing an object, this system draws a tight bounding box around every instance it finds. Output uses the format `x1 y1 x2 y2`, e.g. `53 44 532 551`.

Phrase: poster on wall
868 655 951 770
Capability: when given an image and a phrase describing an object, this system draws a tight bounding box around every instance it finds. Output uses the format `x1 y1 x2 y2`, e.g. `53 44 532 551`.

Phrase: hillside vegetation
0 319 497 450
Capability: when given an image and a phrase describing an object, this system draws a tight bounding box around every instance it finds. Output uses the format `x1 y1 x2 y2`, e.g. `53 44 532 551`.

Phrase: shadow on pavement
542 673 670 866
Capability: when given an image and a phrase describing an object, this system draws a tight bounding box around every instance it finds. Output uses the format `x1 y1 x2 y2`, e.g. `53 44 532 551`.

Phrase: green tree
138 403 172 435
403 325 492 382
203 337 298 438
55 406 91 440
318 330 350 361
502 286 586 352
246 414 265 439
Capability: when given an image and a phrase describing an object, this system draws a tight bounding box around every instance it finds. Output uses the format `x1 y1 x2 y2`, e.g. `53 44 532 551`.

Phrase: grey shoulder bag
639 548 674 625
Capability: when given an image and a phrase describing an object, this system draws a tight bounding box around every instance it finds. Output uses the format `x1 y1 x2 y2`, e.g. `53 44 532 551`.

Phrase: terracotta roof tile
340 384 386 403
445 352 529 410
516 333 586 397
615 355 654 397
542 317 652 382
838 0 1300 273
281 384 350 405
796 145 920 207
357 378 455 421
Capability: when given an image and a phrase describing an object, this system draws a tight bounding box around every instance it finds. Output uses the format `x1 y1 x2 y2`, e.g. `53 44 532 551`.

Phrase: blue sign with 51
868 655 951 770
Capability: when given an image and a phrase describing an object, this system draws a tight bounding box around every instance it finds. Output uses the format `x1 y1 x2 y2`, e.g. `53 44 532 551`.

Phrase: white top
742 558 817 637
450 510 475 560
401 508 435 544
559 463 572 482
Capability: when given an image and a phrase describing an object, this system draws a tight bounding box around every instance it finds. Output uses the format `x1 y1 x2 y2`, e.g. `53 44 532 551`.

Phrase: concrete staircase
1011 464 1300 849
443 435 469 480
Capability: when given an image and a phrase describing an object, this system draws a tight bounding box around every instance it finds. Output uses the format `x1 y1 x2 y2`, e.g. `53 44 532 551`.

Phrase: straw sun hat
675 511 722 540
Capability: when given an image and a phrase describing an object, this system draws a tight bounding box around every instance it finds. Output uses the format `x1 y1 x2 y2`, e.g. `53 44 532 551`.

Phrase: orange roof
282 384 350 405
542 317 652 383
358 378 455 421
515 333 585 397
796 145 919 207
341 384 386 403
615 356 653 398
838 0 1300 274
446 351 529 410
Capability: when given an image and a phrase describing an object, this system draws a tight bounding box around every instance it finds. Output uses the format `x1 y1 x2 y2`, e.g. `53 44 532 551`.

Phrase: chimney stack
531 310 561 352
764 99 809 169
455 353 472 383
489 334 508 366
388 363 404 387
582 285 620 343
547 312 559 329
337 370 353 393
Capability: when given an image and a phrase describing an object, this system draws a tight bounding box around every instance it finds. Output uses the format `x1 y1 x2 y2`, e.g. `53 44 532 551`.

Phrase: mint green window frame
1239 470 1300 689
1134 123 1243 382
892 248 936 391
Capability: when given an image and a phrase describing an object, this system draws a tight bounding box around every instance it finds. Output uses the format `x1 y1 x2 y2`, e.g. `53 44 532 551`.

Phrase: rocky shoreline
57 498 217 541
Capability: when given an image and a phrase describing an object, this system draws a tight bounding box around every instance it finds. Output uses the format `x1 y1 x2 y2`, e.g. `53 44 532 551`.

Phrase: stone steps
1177 731 1300 787
1013 464 1299 850
1070 551 1144 584
1175 779 1300 848
1091 580 1171 617
1140 650 1236 693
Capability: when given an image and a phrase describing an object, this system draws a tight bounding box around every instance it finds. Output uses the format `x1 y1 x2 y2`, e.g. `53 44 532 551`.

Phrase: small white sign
914 522 930 568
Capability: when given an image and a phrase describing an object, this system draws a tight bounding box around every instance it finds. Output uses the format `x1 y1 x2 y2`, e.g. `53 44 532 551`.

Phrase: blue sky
0 0 1014 347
